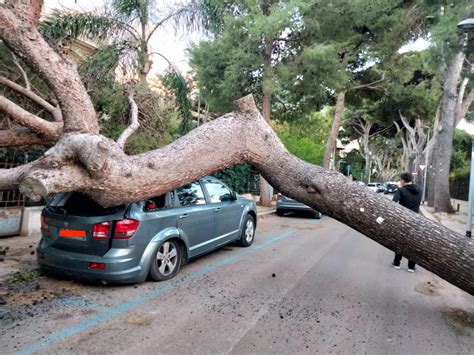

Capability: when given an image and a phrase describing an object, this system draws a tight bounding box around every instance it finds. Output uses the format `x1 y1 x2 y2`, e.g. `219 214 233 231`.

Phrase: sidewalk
420 205 470 236
256 202 276 217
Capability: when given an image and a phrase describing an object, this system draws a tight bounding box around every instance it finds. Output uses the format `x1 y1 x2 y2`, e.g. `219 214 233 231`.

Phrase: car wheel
237 215 255 247
314 212 322 219
149 239 182 281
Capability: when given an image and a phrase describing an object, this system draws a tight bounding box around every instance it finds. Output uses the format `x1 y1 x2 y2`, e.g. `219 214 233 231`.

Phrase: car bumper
37 243 147 284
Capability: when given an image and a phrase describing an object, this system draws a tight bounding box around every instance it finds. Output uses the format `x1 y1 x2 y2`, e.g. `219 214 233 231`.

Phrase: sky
43 0 205 76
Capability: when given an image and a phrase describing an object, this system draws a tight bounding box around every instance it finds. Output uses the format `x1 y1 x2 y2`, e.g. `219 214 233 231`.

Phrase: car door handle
214 208 222 212
179 214 188 219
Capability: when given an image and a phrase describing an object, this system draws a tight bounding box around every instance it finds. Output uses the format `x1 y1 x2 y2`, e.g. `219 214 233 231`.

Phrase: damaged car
37 176 257 284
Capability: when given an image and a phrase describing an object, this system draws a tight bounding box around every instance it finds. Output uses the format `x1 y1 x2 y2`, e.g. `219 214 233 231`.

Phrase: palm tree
41 0 203 83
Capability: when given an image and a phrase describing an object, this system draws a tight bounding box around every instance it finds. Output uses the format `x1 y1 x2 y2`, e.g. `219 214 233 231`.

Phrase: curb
419 205 440 223
257 209 276 218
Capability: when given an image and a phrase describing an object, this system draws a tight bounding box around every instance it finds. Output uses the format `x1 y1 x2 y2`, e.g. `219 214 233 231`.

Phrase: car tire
237 214 255 247
314 212 322 219
149 239 182 281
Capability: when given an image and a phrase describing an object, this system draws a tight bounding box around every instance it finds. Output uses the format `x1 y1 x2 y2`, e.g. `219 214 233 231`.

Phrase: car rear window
47 193 125 216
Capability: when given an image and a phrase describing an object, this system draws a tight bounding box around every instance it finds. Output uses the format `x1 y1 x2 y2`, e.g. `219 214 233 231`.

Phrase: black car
384 183 398 194
276 193 322 219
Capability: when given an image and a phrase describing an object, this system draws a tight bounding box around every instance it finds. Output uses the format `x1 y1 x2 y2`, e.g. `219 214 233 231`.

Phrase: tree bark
0 76 62 121
0 3 98 134
0 96 62 139
0 127 51 147
258 33 274 207
322 90 346 169
431 51 465 213
427 105 441 207
116 92 140 150
2 95 473 295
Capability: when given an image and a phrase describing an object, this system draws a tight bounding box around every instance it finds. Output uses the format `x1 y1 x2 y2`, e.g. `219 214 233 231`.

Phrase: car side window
204 180 232 203
144 194 166 212
176 182 206 206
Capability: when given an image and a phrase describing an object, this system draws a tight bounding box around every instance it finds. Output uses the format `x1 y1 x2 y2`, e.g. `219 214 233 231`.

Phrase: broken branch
0 95 62 139
116 92 140 150
0 126 52 147
0 76 62 122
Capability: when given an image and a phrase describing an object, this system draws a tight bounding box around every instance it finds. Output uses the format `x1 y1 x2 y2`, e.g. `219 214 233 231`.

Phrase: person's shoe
391 263 400 270
408 268 416 273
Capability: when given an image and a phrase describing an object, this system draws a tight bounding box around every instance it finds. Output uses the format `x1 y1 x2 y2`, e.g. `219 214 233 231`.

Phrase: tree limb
0 76 63 122
0 163 31 191
116 92 140 150
11 53 31 90
5 0 43 27
0 3 99 133
352 72 386 90
3 95 471 294
0 127 52 147
0 95 62 139
455 88 474 127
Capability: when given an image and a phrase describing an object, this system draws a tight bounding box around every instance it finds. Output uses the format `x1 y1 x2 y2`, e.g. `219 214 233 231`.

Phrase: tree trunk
322 91 346 169
258 34 274 207
2 95 473 295
431 51 465 213
427 106 441 207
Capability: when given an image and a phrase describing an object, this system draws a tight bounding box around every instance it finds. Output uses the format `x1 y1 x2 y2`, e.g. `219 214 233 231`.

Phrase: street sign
419 164 426 171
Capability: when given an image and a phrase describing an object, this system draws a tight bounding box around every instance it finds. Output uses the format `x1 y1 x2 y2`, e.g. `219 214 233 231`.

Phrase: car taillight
113 219 140 239
89 262 106 270
40 215 48 231
93 221 111 240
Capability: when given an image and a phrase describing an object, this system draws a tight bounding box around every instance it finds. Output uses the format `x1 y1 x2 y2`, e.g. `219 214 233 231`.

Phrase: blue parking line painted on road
17 230 295 355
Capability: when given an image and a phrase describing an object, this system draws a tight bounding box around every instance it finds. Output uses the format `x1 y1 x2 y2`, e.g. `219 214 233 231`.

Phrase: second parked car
37 176 257 284
276 193 322 219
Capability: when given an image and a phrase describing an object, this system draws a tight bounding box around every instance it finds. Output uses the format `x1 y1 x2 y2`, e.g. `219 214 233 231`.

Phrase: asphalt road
2 214 473 354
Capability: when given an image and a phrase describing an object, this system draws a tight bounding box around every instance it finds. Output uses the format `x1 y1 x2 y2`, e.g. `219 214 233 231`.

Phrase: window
144 194 166 211
204 180 232 203
47 193 124 216
176 182 206 206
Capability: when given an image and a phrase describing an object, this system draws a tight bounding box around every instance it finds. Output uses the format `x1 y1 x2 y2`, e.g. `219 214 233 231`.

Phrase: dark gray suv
37 176 257 284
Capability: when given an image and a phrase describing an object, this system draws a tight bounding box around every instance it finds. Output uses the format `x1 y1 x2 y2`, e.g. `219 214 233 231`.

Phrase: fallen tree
0 0 473 295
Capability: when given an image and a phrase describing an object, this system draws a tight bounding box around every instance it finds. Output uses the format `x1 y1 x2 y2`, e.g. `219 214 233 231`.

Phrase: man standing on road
391 172 422 273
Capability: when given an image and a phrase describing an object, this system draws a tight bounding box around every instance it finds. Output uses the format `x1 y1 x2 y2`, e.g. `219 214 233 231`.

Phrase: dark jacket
393 184 422 213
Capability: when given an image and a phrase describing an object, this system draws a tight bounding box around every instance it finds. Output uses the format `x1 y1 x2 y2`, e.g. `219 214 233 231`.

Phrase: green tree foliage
340 150 366 182
423 0 474 67
450 129 471 180
98 86 180 154
273 110 332 165
370 52 441 125
161 70 194 134
213 164 259 194
190 0 338 115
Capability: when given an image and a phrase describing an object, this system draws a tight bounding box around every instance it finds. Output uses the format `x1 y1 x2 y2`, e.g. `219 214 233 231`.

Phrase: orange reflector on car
59 229 86 238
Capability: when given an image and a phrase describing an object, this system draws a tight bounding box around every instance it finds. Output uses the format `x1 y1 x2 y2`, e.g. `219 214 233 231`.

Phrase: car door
175 181 215 257
202 177 242 246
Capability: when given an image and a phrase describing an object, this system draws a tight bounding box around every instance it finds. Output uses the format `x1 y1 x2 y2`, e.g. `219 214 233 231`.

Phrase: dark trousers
393 253 416 270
